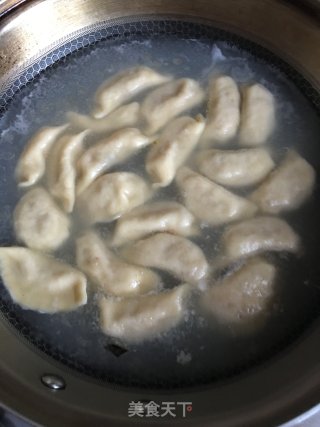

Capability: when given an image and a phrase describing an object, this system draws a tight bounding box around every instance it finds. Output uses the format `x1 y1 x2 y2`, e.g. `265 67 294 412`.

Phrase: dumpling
112 201 199 246
15 124 68 187
99 284 190 342
67 102 140 134
222 216 300 259
201 75 240 144
121 232 208 284
14 187 70 252
140 78 205 135
76 128 151 194
0 247 87 313
239 84 275 146
76 231 160 297
175 167 257 226
201 257 275 328
250 150 316 214
47 130 89 213
196 147 275 188
146 115 205 187
76 172 150 224
92 66 171 118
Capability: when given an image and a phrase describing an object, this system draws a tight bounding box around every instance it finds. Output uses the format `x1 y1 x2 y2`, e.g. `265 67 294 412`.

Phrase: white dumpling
222 216 300 259
76 172 150 224
15 124 68 187
121 232 208 284
14 187 70 252
67 102 140 134
140 78 205 135
201 75 240 144
76 128 151 194
99 284 190 342
175 167 257 226
112 201 199 246
76 232 160 297
196 147 275 188
250 150 316 214
201 257 275 328
239 84 275 146
47 131 88 213
93 66 171 118
0 247 87 313
146 115 205 187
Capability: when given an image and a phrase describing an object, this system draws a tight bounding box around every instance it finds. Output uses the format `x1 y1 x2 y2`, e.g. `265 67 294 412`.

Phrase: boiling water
0 35 320 388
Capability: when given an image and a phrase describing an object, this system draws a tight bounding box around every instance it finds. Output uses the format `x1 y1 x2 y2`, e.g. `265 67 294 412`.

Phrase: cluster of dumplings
0 66 316 343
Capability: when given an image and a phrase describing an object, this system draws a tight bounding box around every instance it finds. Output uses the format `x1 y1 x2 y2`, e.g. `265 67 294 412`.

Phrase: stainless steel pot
0 1 320 426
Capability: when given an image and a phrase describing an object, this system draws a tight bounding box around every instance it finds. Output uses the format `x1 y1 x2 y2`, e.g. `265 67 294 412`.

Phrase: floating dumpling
175 167 257 226
112 201 198 246
76 128 151 194
14 187 70 252
93 66 171 118
196 147 275 188
250 150 316 214
76 232 159 297
140 78 205 135
15 124 68 187
67 102 140 134
201 257 275 328
222 216 300 259
201 75 240 144
239 83 275 146
47 130 88 213
146 115 205 187
0 247 87 313
76 172 150 224
99 284 190 342
121 232 208 284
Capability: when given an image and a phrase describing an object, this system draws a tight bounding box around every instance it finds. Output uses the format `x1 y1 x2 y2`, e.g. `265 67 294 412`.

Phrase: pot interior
1 18 320 389
1 3 320 426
